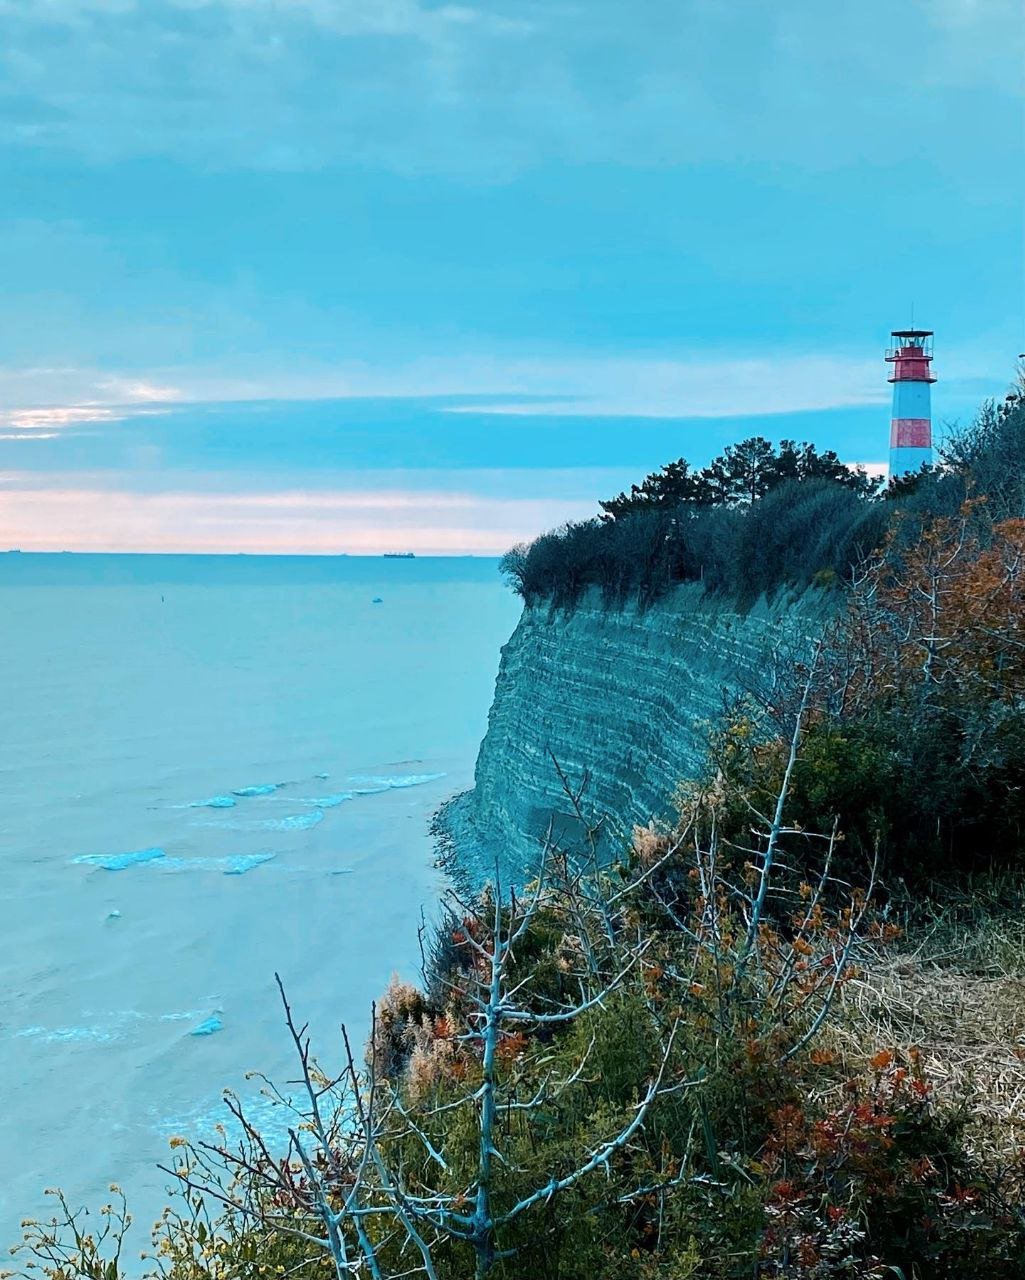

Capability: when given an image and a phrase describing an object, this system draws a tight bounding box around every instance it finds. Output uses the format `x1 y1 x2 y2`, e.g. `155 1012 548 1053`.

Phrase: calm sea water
0 554 520 1251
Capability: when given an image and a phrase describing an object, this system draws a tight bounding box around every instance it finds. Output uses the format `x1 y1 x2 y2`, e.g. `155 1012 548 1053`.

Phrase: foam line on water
232 783 281 797
158 853 277 875
16 1023 118 1044
191 808 324 831
13 1005 219 1045
189 795 237 809
348 772 447 792
262 810 324 830
296 792 353 809
154 1090 298 1149
72 847 167 871
71 848 276 875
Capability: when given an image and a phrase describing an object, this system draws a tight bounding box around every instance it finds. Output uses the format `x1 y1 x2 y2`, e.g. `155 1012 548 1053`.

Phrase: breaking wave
16 1023 118 1045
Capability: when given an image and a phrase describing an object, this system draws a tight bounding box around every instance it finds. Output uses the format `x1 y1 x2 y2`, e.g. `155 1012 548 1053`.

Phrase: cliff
440 584 833 881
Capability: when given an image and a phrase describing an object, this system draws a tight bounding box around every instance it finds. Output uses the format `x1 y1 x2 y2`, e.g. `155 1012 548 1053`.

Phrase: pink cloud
0 484 595 555
3 407 125 430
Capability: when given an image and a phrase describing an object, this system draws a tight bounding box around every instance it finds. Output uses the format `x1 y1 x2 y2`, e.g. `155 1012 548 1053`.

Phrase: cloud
0 399 176 433
0 350 889 422
436 354 887 419
98 377 183 403
4 406 125 429
0 0 1018 176
851 461 888 480
0 479 596 553
0 356 184 408
1 339 1003 436
0 362 185 433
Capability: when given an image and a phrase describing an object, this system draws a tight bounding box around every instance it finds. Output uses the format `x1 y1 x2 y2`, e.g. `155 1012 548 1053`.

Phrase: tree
599 459 709 521
762 500 1025 879
700 436 777 504
941 396 1025 521
777 439 879 496
838 502 1025 710
600 438 880 521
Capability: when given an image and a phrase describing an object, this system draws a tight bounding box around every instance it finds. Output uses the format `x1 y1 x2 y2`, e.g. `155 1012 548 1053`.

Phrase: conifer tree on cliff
598 457 708 520
600 436 878 520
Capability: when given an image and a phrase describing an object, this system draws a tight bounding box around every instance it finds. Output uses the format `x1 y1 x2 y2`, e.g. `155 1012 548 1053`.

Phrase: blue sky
0 0 1022 552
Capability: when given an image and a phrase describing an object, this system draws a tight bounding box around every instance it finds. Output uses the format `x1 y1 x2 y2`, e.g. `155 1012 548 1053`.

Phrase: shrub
501 481 887 610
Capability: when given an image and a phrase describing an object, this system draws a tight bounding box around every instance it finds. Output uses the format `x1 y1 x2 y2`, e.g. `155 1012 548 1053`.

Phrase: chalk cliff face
441 584 831 880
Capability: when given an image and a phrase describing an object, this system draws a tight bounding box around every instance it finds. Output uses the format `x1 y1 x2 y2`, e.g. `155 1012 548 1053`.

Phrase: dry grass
828 890 1025 1177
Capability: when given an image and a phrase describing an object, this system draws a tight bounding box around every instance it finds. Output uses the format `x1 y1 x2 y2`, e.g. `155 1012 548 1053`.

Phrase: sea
0 553 521 1253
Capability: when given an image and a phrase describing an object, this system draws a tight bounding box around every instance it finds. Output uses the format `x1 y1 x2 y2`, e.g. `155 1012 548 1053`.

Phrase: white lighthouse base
888 446 932 479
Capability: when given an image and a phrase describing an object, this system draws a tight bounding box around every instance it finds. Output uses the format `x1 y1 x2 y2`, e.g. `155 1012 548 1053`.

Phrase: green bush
501 479 888 610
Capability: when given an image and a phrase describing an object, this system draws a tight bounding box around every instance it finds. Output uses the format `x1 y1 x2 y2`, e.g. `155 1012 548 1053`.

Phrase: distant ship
383 552 415 559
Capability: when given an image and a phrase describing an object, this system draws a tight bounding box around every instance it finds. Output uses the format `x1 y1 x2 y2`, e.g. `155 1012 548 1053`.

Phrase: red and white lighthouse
887 328 936 478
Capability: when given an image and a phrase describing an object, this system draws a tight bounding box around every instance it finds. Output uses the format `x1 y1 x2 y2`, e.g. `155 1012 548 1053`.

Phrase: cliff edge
439 583 832 881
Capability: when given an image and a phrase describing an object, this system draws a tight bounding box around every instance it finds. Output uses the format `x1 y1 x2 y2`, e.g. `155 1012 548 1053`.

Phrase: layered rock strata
440 584 830 881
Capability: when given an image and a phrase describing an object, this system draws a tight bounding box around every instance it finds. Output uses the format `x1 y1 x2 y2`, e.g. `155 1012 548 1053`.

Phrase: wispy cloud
0 480 597 554
0 343 1002 454
4 406 126 430
97 377 183 403
437 355 887 419
0 351 890 422
0 363 185 436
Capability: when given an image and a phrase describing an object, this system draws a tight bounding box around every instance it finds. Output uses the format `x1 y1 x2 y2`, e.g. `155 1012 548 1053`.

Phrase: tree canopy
599 436 880 520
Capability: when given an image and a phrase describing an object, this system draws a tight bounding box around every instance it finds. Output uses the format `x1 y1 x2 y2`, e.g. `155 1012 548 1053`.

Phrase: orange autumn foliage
839 504 1025 712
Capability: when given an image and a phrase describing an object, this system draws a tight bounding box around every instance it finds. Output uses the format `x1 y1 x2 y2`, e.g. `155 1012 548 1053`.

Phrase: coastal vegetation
499 437 886 607
9 396 1025 1279
499 404 1024 609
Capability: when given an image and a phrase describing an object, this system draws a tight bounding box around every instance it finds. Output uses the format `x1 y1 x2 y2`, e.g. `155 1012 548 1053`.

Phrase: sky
1 0 1023 554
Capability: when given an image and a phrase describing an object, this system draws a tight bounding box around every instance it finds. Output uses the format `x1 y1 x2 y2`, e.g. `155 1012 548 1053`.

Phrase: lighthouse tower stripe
891 419 931 448
892 378 932 420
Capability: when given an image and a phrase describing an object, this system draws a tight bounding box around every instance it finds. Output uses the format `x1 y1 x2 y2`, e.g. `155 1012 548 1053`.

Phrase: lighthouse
887 328 936 478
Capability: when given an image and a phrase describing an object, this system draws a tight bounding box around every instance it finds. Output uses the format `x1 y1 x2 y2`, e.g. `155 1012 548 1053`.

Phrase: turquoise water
0 554 520 1249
